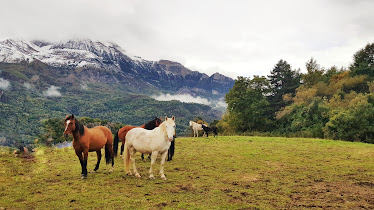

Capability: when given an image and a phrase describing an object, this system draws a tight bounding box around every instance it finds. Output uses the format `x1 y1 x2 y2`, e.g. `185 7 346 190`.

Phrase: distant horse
124 116 176 180
64 115 115 179
201 124 218 137
189 121 204 137
113 117 162 157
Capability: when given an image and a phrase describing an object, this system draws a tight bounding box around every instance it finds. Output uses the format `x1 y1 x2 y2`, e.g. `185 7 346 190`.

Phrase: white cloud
152 93 210 105
151 93 227 109
43 85 61 97
0 78 11 90
0 0 373 78
23 82 32 89
81 83 88 90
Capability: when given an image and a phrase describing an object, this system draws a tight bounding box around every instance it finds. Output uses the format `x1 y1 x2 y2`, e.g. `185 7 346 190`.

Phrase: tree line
217 43 374 143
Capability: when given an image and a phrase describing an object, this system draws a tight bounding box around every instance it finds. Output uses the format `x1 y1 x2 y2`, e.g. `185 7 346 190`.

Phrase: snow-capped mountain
0 39 234 98
0 39 132 69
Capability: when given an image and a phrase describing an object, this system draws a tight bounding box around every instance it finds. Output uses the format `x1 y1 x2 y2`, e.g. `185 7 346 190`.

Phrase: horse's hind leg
159 151 168 180
120 142 125 156
94 150 102 171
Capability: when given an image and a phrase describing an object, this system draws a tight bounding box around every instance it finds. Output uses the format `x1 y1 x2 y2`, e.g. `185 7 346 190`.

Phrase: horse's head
189 121 193 126
164 116 176 142
64 115 76 136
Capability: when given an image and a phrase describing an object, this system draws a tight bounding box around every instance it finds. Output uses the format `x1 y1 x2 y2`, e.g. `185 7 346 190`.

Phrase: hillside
0 62 220 145
1 136 374 208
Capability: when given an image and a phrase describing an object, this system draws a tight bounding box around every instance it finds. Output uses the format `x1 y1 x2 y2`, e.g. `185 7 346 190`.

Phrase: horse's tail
113 131 119 157
124 141 130 174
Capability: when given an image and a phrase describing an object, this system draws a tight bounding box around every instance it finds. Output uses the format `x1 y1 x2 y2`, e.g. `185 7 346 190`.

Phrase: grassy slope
1 136 374 209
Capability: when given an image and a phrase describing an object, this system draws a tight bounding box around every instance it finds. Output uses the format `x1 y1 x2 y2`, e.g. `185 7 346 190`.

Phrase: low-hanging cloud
152 93 210 105
81 83 88 90
43 85 61 97
23 82 32 89
151 93 227 109
0 78 11 90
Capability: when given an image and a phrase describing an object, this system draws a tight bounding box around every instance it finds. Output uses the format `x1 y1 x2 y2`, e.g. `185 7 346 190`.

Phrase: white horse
189 121 205 137
124 116 176 180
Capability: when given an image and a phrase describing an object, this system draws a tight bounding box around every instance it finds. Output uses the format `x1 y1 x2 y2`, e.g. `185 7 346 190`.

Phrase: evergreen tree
268 59 301 113
350 43 374 80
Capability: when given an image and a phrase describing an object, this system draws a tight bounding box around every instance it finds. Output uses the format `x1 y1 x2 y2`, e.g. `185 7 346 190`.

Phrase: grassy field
1 136 374 209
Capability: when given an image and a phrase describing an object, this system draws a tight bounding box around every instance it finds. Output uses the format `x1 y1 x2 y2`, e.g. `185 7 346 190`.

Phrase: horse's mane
66 115 85 135
144 117 161 130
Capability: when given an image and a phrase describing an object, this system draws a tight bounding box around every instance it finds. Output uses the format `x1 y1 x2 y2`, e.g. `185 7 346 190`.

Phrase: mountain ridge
0 38 234 100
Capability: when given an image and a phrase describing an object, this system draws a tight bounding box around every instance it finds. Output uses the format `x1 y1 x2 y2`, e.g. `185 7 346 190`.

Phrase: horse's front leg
149 151 159 179
159 151 168 180
129 149 140 177
82 149 88 178
75 150 84 177
94 150 101 171
75 150 87 179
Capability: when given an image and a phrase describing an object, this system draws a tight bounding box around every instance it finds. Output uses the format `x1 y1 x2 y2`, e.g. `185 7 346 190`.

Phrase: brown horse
64 115 115 179
113 117 162 157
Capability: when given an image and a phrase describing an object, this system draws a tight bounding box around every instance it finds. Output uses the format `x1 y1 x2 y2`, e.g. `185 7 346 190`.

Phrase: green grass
1 136 374 209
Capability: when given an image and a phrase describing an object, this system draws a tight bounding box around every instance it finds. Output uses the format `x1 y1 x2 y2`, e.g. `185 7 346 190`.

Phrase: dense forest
217 43 374 143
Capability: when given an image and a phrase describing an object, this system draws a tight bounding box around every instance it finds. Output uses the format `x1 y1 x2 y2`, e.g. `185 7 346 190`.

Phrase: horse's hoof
109 168 114 173
149 176 155 180
161 176 167 181
81 175 87 179
126 172 132 176
135 173 141 178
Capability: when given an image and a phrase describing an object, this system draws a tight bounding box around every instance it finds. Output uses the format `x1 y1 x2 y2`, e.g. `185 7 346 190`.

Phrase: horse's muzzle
64 134 69 138
169 138 173 142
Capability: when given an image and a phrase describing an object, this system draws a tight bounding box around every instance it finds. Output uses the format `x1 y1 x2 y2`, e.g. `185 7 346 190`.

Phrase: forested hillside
0 61 221 147
220 43 374 143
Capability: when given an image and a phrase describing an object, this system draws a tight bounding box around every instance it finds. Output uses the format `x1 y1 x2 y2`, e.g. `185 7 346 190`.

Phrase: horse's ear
71 114 75 119
172 116 175 121
165 116 168 121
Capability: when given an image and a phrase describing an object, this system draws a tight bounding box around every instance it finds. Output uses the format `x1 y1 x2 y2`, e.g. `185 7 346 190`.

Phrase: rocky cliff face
0 39 234 99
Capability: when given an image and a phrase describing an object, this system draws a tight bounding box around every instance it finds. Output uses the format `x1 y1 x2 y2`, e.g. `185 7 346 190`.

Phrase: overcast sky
1 0 373 78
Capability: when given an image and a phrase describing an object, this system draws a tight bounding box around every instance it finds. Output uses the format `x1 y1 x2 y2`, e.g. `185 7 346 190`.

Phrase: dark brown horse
113 117 162 157
64 115 115 179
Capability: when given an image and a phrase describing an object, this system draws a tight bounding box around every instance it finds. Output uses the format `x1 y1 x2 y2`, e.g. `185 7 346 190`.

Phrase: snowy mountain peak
0 39 134 69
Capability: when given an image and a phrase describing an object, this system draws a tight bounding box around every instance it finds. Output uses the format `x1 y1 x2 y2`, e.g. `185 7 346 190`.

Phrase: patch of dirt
169 183 195 193
155 202 167 208
290 182 374 208
240 174 260 183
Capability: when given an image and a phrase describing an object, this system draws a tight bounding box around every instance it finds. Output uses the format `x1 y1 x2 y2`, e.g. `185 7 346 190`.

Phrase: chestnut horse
113 117 162 157
64 115 115 179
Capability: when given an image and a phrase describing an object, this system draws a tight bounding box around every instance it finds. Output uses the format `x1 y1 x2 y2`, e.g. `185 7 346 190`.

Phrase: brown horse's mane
65 115 85 136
